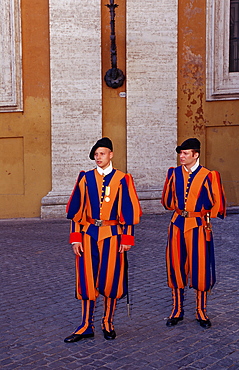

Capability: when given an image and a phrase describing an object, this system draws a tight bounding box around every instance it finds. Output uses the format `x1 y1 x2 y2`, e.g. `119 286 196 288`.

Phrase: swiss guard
64 137 142 342
161 138 226 329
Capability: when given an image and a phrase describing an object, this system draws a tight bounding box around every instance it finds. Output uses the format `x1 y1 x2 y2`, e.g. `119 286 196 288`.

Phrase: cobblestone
0 213 239 369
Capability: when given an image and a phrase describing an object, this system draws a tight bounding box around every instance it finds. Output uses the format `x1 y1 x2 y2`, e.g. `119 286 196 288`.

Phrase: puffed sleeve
208 171 226 219
118 173 142 245
161 167 175 210
66 171 86 243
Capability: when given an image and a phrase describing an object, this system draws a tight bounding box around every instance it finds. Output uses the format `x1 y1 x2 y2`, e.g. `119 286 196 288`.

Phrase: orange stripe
166 232 173 287
173 226 184 288
197 227 206 291
104 236 117 297
96 239 103 289
116 253 124 298
94 169 104 203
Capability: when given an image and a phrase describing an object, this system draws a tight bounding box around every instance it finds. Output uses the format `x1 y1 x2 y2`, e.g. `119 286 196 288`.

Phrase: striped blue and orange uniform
161 165 226 292
66 168 142 301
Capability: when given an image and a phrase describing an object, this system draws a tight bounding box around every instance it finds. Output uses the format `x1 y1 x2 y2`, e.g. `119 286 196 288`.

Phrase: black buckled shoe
166 317 183 327
64 332 94 343
103 329 116 340
197 319 211 329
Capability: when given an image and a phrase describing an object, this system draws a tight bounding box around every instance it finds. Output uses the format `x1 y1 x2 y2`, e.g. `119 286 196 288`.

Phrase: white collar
183 158 200 173
96 161 113 176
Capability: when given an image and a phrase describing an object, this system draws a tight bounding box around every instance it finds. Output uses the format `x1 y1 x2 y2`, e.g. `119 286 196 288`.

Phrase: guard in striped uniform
64 137 142 343
161 138 226 329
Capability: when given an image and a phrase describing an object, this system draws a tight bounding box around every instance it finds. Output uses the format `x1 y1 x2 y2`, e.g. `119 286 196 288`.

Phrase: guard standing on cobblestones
64 137 142 343
161 138 226 329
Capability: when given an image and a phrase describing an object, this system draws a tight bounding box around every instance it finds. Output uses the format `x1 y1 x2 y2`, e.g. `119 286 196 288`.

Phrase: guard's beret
89 137 113 160
176 138 201 153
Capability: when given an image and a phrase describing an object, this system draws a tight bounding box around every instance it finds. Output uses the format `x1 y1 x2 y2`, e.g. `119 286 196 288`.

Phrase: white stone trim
0 0 23 112
206 0 239 100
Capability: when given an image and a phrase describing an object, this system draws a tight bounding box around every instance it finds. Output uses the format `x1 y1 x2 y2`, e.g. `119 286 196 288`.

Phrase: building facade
0 0 238 219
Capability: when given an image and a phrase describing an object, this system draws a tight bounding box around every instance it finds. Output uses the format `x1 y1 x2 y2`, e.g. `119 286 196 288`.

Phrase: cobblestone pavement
0 213 238 369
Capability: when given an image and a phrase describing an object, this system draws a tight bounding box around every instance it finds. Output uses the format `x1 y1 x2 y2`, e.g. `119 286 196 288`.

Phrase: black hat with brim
176 138 201 153
89 137 113 160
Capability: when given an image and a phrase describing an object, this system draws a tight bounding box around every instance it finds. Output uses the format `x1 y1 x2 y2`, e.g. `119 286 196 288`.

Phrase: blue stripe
121 177 134 224
168 223 177 287
87 224 99 241
109 236 122 297
67 172 85 219
85 170 99 219
166 168 174 207
179 229 187 286
90 238 100 285
175 167 185 210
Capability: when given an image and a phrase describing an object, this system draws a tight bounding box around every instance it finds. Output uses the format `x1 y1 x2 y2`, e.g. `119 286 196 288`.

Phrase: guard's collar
96 161 113 176
183 158 200 173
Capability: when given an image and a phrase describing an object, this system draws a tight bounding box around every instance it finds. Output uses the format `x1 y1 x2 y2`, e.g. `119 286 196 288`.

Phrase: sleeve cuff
69 232 82 244
121 234 134 246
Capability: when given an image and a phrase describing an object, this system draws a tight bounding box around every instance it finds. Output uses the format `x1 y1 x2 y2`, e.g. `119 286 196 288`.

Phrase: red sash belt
86 216 119 227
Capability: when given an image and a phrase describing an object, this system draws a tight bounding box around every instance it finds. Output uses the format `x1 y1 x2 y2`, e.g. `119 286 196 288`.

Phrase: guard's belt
175 208 208 218
86 216 119 227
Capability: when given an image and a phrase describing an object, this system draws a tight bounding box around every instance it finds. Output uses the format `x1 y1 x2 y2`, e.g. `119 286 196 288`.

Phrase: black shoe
166 317 183 327
197 319 211 329
103 329 116 340
64 332 94 343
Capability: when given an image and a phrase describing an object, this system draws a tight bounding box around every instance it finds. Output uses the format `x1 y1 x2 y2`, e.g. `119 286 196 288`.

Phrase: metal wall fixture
104 0 125 89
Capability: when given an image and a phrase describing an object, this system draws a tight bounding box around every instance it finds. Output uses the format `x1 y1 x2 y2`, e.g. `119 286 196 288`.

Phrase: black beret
89 137 113 160
176 138 201 153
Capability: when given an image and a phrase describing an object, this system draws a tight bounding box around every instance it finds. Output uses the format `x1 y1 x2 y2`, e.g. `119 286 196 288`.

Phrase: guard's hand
119 244 131 253
72 242 83 256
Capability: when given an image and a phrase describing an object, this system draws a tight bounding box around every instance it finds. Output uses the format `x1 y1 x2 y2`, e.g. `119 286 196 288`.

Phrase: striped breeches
75 234 128 300
166 223 215 292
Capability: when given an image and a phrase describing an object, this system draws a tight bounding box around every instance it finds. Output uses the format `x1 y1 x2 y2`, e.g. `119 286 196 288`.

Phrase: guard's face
179 149 198 169
94 147 113 170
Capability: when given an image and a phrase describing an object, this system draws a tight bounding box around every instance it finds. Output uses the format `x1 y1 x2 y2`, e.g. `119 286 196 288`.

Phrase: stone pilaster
41 0 102 218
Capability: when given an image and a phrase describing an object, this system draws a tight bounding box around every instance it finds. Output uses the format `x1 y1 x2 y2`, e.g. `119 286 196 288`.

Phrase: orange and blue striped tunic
161 165 226 291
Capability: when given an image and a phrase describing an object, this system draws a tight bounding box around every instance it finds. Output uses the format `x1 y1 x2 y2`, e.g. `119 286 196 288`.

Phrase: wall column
41 0 102 218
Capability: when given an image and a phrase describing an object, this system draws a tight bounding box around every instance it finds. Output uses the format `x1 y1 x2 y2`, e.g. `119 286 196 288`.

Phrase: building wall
3 1 237 219
41 0 178 218
178 0 239 206
0 0 51 219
